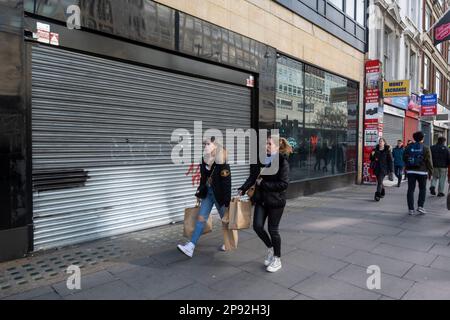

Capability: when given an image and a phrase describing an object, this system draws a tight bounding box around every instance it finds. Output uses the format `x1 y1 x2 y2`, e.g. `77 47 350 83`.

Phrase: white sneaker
177 242 195 258
417 207 427 215
219 244 226 252
264 247 274 267
266 257 282 273
408 210 417 216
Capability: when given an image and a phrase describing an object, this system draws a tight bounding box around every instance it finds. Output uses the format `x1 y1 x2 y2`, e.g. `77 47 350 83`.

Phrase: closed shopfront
382 105 405 146
404 111 419 143
433 126 446 144
421 121 432 146
31 45 251 250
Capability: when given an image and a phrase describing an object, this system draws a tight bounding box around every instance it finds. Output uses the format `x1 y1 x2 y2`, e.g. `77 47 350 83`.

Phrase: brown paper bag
223 222 238 250
183 202 212 238
228 197 252 230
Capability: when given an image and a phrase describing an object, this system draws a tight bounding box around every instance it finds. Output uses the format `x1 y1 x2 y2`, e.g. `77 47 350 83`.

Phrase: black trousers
407 174 427 210
376 173 386 194
394 166 403 185
253 204 285 257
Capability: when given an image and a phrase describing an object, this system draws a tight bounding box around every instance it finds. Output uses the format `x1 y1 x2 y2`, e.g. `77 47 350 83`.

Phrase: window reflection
276 56 358 182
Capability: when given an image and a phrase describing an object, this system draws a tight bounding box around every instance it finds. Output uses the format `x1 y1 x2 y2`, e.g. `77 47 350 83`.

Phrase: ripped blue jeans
191 186 225 245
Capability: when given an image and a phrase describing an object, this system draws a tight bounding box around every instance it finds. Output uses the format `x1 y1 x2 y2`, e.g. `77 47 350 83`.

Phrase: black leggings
253 204 285 257
376 174 386 194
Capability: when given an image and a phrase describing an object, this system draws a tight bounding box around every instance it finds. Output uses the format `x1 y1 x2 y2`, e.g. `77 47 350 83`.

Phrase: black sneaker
430 186 436 196
438 193 445 197
374 192 381 202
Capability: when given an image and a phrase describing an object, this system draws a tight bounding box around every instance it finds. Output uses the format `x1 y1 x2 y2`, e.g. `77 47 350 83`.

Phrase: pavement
1 180 450 300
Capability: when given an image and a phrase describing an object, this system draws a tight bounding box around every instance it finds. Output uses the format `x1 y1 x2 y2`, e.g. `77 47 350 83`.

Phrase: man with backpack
430 137 450 197
403 131 434 216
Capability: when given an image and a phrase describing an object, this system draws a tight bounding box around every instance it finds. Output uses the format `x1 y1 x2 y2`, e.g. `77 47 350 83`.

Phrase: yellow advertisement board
382 80 410 97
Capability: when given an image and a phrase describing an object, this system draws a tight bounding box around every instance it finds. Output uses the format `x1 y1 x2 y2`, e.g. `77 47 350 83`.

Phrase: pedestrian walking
430 137 450 197
238 136 292 273
392 140 405 187
177 137 231 258
403 131 434 216
404 140 414 180
370 138 394 202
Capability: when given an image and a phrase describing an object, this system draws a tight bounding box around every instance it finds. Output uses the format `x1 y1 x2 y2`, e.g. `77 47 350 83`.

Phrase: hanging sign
383 80 410 97
420 94 437 116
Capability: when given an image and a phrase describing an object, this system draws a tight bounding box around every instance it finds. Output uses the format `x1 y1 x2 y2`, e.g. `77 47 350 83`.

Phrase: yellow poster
383 80 410 97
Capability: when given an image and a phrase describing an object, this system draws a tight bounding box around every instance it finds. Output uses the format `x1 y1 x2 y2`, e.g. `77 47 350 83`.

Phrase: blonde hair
268 135 293 156
204 137 228 164
279 137 293 156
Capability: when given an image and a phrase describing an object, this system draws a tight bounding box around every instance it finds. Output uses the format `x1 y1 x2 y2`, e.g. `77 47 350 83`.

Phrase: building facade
421 0 450 145
367 0 423 147
367 0 450 149
0 0 367 260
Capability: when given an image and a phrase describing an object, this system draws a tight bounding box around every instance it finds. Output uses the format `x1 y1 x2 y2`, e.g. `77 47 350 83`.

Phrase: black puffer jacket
195 160 231 207
430 143 450 168
370 145 394 176
239 153 290 208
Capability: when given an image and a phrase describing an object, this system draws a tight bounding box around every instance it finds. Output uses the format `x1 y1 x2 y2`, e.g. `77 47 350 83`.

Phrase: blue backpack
406 143 424 168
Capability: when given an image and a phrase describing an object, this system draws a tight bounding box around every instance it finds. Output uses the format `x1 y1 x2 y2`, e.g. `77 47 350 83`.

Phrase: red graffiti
185 163 201 186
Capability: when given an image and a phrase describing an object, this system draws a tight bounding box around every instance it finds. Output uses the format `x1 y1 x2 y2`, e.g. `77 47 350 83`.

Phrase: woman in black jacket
370 138 394 202
177 137 231 258
238 136 292 273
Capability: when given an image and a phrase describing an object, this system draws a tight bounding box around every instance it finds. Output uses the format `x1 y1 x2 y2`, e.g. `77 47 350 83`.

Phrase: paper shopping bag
228 198 253 230
183 202 212 238
223 223 238 250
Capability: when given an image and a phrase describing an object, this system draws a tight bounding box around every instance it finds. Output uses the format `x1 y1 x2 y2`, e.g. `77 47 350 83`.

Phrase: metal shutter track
32 45 251 250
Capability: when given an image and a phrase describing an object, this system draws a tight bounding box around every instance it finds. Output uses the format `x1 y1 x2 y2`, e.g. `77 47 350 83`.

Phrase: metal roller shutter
382 113 404 147
32 45 251 250
421 121 432 146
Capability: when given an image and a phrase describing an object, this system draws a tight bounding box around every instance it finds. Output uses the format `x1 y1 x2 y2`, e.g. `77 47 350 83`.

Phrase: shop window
276 56 358 182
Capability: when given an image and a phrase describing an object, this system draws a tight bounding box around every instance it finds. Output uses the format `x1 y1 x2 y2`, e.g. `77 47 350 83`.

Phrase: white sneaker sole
266 264 282 273
177 244 193 258
264 259 272 267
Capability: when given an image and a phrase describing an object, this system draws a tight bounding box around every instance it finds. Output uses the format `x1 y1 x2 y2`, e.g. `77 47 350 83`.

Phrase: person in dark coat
403 131 434 215
177 137 231 258
238 136 292 273
430 137 450 197
370 138 394 201
392 140 405 187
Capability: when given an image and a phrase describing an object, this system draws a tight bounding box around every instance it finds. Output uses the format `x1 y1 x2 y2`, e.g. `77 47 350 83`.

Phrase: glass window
410 51 417 92
424 57 429 90
329 0 343 10
436 71 441 99
425 6 431 31
345 0 355 19
447 81 450 105
356 0 365 25
276 56 358 182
